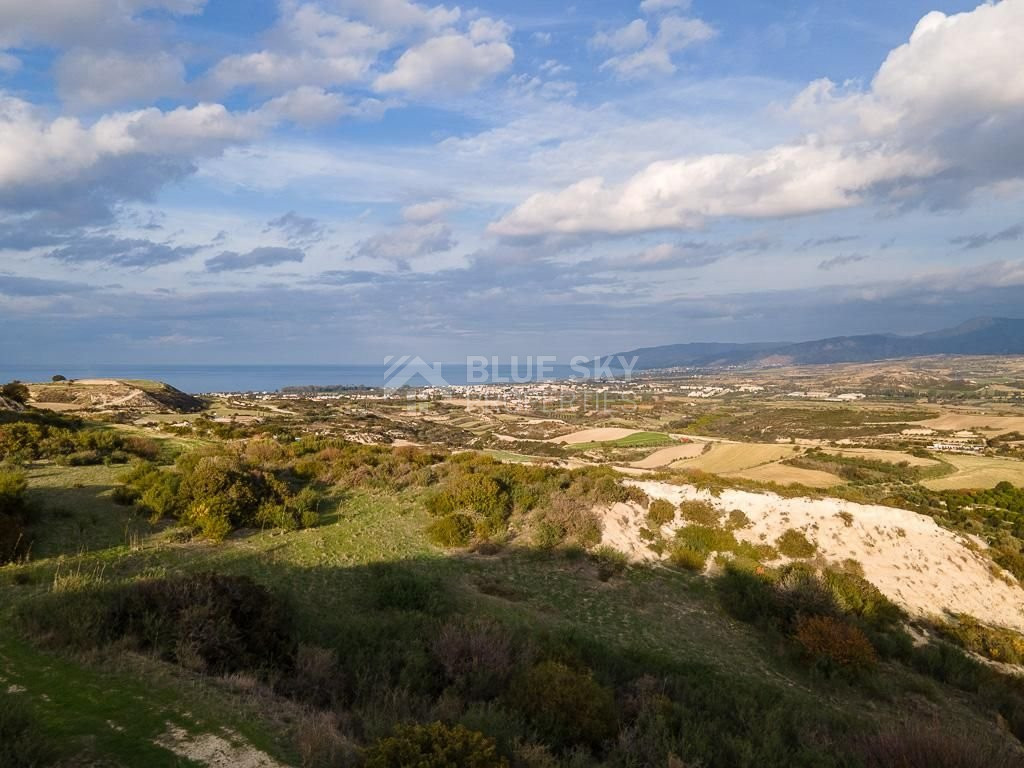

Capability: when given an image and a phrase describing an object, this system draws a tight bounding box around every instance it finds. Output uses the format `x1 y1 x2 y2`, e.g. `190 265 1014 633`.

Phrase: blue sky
1 0 1023 363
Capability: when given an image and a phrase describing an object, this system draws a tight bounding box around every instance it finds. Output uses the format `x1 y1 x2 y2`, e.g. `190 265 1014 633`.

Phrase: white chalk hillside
599 480 1024 633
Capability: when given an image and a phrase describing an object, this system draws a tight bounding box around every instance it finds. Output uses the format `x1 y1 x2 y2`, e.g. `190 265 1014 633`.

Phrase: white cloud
493 0 1024 237
402 198 456 222
374 22 514 95
261 86 348 124
599 15 714 78
204 3 388 94
355 220 456 266
0 0 204 47
330 0 460 34
55 50 185 108
592 19 650 52
639 0 691 14
0 94 259 195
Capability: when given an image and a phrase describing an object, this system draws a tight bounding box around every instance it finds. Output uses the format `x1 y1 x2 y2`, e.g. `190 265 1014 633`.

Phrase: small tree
51 375 67 382
365 723 507 768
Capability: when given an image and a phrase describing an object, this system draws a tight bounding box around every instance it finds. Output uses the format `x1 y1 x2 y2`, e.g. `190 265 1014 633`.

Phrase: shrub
776 528 816 558
0 468 33 564
0 691 52 768
510 661 616 749
669 546 707 571
857 721 1022 768
674 524 737 554
592 545 629 581
366 564 449 614
726 509 751 529
823 569 902 630
646 499 676 527
277 645 344 708
0 382 29 404
365 722 507 768
677 499 720 526
427 513 475 548
434 617 520 700
794 615 877 675
940 615 1024 665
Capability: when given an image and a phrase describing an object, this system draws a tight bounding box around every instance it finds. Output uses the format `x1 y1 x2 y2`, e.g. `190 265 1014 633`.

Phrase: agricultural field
669 443 798 473
922 454 1024 490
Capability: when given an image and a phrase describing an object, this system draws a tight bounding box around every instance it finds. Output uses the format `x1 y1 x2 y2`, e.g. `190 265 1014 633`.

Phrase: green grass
567 431 676 451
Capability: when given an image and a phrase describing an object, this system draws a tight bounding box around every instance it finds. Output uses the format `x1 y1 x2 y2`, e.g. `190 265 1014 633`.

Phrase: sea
0 363 591 395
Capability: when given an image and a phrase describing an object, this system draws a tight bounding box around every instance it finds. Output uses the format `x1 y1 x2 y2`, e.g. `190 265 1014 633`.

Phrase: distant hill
604 317 1024 370
27 378 204 413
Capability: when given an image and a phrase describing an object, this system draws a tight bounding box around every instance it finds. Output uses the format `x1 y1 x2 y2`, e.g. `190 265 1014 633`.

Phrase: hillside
26 378 203 414
606 317 1024 370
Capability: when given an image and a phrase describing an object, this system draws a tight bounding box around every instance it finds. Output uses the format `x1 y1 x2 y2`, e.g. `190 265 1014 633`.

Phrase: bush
365 722 508 768
510 661 616 749
366 564 449 614
646 499 676 527
0 468 33 563
434 618 521 700
674 524 737 555
0 382 29 404
20 572 295 676
857 721 1022 768
794 615 877 675
677 499 720 526
427 513 475 548
0 691 52 768
940 615 1024 665
670 546 707 571
776 528 816 558
592 545 629 581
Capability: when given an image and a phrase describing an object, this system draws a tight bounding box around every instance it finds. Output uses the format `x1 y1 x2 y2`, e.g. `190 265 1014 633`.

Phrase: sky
1 0 1023 364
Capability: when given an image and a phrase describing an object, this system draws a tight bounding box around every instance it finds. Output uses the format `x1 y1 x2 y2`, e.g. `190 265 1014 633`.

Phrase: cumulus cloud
493 0 1024 237
261 86 349 124
595 13 714 79
374 19 514 95
0 0 204 47
205 4 387 94
205 246 305 272
0 94 262 235
55 50 186 108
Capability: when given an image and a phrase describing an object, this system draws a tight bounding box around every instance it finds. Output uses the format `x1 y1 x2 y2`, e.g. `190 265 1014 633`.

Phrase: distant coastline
0 363 583 395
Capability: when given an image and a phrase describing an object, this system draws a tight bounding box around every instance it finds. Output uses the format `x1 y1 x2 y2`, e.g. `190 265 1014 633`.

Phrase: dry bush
433 617 521 700
795 615 877 673
857 721 1022 768
294 709 358 768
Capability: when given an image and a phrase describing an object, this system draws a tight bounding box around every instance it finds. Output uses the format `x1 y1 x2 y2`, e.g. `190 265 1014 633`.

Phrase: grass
567 431 676 451
922 454 1024 490
5 441 1024 764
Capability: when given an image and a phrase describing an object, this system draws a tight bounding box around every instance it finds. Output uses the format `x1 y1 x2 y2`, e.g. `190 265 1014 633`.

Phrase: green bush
675 524 737 554
365 722 507 768
510 661 616 749
857 722 1022 768
677 499 720 526
428 513 475 547
0 690 52 768
591 545 629 581
776 528 816 558
0 468 33 563
646 499 676 527
670 545 708 571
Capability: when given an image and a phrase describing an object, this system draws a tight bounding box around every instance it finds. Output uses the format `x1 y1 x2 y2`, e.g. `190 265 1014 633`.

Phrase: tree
0 382 29 405
51 375 66 382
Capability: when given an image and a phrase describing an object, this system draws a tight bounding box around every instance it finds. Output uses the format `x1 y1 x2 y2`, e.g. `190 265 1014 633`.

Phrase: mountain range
603 317 1024 370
